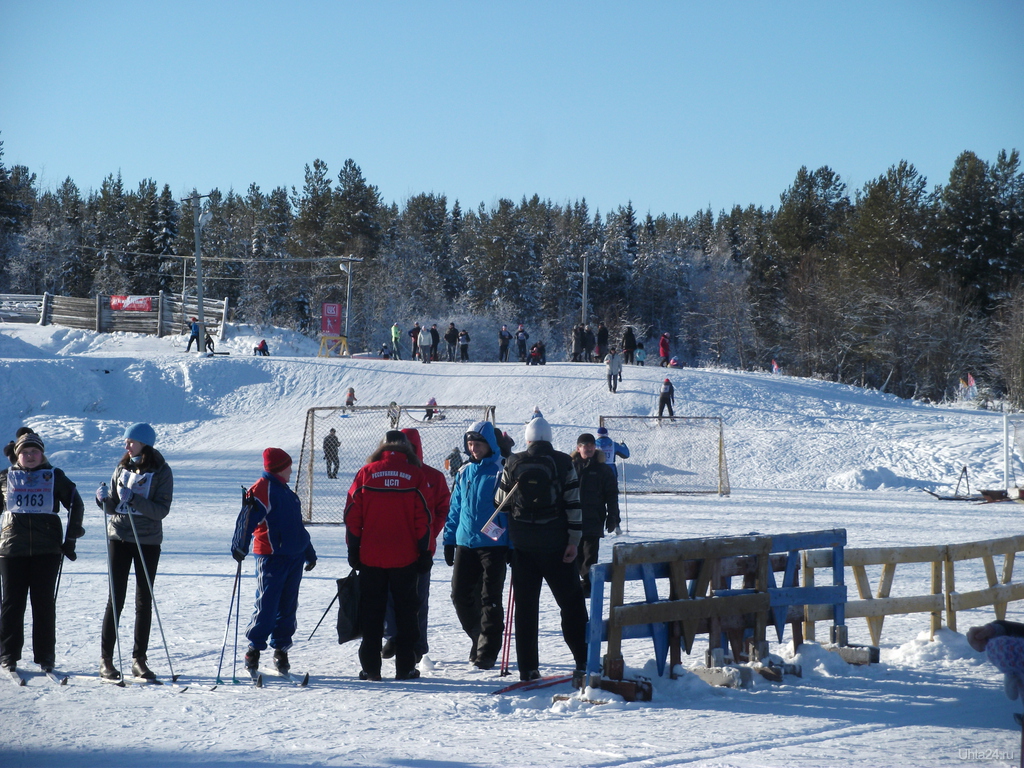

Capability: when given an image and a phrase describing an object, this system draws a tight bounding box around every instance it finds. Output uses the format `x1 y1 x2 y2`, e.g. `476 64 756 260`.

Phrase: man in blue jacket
442 421 508 670
595 426 629 479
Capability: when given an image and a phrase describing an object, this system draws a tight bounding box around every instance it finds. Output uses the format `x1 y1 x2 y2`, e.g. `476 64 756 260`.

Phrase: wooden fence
804 533 1024 645
586 530 848 685
0 292 229 339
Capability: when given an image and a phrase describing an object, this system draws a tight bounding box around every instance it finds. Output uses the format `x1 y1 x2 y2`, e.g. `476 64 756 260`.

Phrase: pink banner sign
109 295 153 311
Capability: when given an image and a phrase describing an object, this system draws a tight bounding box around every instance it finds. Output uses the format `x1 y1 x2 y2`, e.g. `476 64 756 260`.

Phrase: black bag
512 455 559 522
336 570 362 644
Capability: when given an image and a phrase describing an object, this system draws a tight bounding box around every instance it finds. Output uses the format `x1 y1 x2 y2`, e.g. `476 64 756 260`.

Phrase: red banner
322 302 342 335
109 295 153 311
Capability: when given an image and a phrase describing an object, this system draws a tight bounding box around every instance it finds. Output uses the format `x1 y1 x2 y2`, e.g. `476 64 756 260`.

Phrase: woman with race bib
95 423 173 681
0 431 85 674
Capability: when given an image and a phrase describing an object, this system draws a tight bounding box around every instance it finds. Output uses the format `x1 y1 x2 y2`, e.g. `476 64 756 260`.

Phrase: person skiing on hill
515 325 529 362
232 448 317 676
595 426 629 478
444 323 459 362
498 325 513 362
658 332 671 367
346 387 358 409
494 417 588 684
658 378 676 420
442 421 509 670
604 347 623 393
0 431 85 675
391 323 402 360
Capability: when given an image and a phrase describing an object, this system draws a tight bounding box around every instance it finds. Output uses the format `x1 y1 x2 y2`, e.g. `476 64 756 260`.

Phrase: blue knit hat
123 422 157 447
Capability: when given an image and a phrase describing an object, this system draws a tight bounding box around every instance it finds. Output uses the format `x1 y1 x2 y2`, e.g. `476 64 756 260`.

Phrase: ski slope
0 323 1020 768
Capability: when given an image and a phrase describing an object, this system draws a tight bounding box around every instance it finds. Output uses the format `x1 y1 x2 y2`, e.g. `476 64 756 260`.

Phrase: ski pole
53 555 64 603
621 459 629 534
307 591 339 642
232 561 242 684
103 507 126 685
123 498 178 682
214 560 242 686
499 579 515 677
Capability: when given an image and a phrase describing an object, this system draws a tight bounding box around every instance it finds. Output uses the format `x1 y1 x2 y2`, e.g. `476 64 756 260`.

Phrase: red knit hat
263 447 292 473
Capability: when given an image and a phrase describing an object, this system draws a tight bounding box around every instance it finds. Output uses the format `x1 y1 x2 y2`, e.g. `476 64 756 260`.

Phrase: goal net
294 404 496 523
599 415 730 495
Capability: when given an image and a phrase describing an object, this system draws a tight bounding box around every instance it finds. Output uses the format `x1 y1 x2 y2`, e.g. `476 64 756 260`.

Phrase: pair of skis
6 667 69 686
244 666 310 689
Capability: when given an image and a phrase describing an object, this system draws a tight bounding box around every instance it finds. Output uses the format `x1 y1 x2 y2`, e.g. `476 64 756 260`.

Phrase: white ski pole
621 459 629 534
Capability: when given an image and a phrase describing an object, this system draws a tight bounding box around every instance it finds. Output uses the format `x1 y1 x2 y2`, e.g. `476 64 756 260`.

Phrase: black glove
606 518 620 534
61 539 77 562
304 557 317 572
416 550 433 573
443 544 456 567
232 548 246 563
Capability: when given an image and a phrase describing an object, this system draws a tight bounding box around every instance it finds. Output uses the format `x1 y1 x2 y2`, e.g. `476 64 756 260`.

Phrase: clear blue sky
2 1 1022 218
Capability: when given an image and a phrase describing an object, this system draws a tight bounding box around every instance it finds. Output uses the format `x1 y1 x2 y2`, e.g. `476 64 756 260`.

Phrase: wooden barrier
318 335 349 357
586 530 848 686
804 534 1024 645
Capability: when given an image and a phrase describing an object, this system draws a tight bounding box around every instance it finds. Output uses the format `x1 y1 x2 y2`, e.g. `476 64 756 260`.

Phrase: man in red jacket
344 431 431 681
381 429 451 664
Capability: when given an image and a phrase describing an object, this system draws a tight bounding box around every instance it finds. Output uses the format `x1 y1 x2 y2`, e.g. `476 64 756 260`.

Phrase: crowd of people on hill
381 320 684 368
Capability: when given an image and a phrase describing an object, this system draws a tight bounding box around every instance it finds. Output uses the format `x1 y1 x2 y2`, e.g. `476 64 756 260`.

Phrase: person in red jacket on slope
344 431 431 681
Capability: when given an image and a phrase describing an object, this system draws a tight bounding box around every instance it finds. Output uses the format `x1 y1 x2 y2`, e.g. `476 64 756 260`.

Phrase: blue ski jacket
443 421 508 549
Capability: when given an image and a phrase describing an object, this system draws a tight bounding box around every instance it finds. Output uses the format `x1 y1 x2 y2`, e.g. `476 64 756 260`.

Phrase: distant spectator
186 318 201 352
583 325 596 363
635 342 646 366
498 325 513 363
515 325 529 362
429 324 440 361
391 323 402 360
658 333 671 367
596 323 609 359
409 323 422 361
254 339 269 356
621 326 637 365
444 323 459 362
604 347 622 393
417 322 432 364
458 329 471 362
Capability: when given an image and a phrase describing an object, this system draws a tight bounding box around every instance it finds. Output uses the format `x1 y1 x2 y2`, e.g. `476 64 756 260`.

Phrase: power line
75 244 346 264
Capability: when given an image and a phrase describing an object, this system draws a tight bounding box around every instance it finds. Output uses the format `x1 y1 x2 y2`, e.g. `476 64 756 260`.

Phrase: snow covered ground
0 322 1021 767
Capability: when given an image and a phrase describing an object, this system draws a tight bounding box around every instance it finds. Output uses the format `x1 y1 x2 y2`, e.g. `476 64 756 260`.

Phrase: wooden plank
613 592 769 626
948 582 1024 613
947 535 1024 562
844 594 944 619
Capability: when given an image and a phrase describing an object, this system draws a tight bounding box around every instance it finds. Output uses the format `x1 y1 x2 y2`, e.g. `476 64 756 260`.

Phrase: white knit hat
524 416 552 444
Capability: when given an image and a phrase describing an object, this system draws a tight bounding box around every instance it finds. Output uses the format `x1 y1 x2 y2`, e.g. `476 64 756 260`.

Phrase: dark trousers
245 553 305 652
384 567 431 657
510 548 589 675
102 540 161 660
575 536 602 594
658 396 675 419
446 342 456 362
499 344 510 362
186 333 200 352
450 546 507 664
325 454 339 478
358 564 420 677
623 349 635 364
0 553 62 667
607 373 618 392
460 346 469 362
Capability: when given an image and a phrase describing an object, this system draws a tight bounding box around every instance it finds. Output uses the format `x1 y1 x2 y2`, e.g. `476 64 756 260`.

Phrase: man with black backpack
494 416 589 686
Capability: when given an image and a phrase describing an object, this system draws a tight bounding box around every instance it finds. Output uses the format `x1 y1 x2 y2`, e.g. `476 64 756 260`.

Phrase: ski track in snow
0 324 1021 768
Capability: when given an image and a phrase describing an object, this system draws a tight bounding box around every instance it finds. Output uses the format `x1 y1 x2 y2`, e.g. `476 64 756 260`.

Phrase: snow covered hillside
0 323 1021 768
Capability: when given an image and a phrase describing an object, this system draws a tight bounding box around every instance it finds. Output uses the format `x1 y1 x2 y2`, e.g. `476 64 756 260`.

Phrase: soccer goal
294 404 496 523
599 415 730 495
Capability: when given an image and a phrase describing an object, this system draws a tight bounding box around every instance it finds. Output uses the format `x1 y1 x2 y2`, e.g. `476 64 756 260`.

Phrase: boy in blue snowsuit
231 448 317 673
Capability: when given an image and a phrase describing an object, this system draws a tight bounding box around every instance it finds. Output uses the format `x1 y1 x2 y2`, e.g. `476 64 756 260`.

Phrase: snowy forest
1 137 1023 406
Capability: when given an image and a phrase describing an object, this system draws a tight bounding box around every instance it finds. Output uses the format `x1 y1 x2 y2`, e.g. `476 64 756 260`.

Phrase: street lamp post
339 255 364 340
187 190 213 354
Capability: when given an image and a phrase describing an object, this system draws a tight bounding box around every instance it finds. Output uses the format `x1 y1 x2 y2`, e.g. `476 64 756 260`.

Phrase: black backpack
512 454 560 522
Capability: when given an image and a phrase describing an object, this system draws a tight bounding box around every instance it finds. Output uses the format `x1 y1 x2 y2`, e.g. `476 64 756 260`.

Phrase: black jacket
0 462 84 557
571 451 620 536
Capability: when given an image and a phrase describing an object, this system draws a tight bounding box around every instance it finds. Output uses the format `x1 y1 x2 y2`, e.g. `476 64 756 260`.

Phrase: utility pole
340 255 364 339
186 190 212 354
